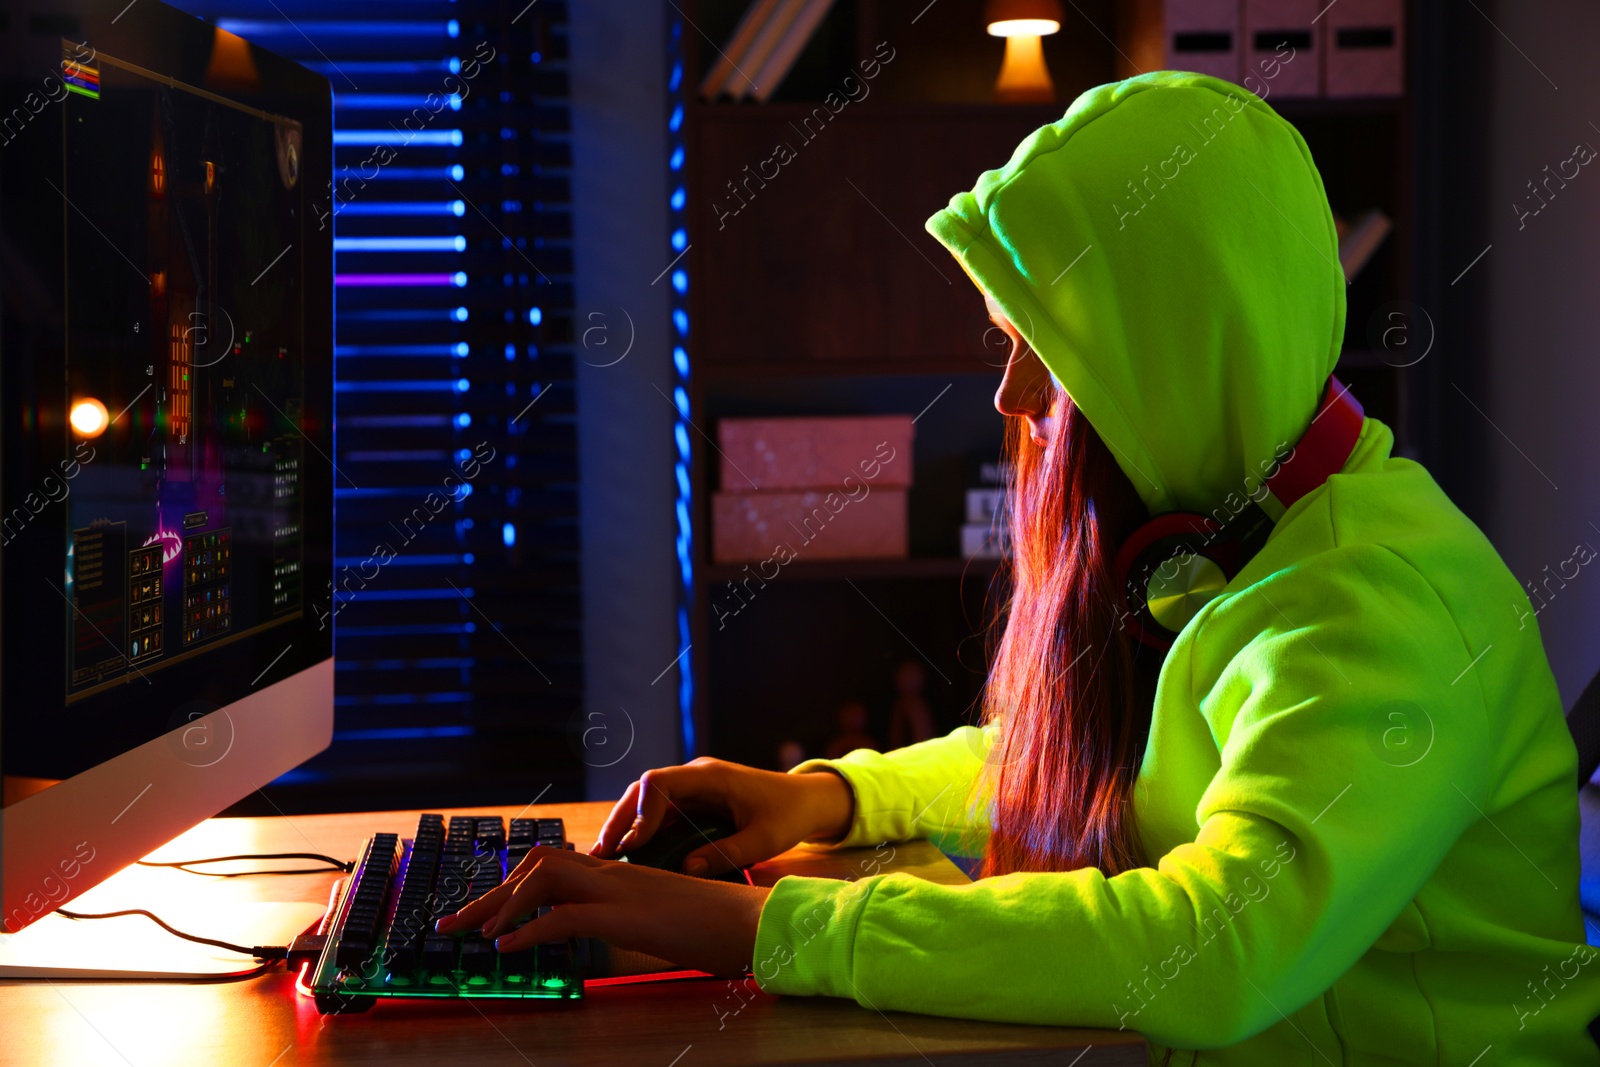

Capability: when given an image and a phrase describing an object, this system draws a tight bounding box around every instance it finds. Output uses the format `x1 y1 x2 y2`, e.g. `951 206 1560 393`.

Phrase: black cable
136 852 354 877
173 959 281 983
178 959 281 983
54 908 289 960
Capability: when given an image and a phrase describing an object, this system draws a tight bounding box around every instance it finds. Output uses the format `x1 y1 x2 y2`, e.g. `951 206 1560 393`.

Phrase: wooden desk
0 802 1146 1066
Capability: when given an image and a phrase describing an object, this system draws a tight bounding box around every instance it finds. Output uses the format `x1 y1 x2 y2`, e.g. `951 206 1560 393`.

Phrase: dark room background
143 0 1599 814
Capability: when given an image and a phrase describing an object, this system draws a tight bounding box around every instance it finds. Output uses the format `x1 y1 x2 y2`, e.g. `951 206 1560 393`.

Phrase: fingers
616 767 676 854
436 870 518 935
592 780 640 857
492 901 609 953
435 847 603 935
619 765 730 854
682 827 762 877
594 762 736 857
480 862 569 940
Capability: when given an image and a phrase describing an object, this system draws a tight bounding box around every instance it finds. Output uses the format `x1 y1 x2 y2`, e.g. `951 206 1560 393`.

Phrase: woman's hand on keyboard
590 757 855 876
433 847 769 977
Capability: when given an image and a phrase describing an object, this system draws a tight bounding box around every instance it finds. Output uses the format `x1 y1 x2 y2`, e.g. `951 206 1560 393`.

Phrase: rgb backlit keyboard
303 813 583 1013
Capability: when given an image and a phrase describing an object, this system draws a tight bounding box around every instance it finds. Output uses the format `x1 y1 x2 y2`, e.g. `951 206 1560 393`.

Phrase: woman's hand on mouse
591 757 855 876
432 846 768 977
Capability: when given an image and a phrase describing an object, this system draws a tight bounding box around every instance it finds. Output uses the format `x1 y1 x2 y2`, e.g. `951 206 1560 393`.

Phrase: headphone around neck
1113 377 1365 650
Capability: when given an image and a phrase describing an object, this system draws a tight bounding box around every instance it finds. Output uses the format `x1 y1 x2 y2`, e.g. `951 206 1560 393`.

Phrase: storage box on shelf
716 415 913 490
711 414 913 564
713 488 910 563
1323 0 1405 98
1118 0 1405 98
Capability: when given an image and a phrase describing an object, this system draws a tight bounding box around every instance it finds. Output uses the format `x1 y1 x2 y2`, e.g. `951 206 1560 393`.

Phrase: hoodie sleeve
753 545 1493 1049
788 724 995 857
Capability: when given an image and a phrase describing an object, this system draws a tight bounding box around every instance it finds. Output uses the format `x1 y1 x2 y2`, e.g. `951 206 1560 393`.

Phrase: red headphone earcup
1113 513 1223 650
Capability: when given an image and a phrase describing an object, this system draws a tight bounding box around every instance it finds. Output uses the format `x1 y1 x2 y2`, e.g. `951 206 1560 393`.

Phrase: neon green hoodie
750 72 1600 1064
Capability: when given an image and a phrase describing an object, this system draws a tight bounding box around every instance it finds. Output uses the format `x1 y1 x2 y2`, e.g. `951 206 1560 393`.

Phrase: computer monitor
0 0 334 935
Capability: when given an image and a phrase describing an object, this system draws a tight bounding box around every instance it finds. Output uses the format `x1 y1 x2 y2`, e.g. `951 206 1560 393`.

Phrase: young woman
438 72 1600 1063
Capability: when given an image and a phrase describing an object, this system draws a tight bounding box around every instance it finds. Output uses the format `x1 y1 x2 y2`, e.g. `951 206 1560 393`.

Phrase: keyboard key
395 891 430 915
391 901 430 938
539 939 571 977
444 817 476 854
460 939 496 976
421 937 457 972
475 818 506 851
388 941 420 974
433 855 476 910
336 938 371 968
416 819 448 851
499 931 536 976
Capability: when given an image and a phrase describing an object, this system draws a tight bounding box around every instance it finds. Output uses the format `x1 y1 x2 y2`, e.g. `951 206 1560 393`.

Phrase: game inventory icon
181 529 232 646
128 544 165 663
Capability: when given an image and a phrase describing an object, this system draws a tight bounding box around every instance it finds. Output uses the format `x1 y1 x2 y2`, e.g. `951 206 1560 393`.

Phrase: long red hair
978 393 1155 879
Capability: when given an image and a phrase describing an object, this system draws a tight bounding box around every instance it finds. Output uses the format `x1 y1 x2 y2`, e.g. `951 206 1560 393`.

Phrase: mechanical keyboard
301 813 584 1013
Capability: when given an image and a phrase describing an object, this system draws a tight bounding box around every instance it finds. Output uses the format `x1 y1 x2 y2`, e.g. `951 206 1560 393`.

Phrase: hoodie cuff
790 753 900 848
751 874 875 999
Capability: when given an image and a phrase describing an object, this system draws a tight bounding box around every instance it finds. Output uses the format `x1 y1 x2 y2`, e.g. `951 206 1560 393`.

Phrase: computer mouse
619 812 745 881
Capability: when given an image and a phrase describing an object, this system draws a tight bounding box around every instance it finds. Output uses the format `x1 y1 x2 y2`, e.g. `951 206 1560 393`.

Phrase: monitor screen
1 14 333 789
63 48 308 699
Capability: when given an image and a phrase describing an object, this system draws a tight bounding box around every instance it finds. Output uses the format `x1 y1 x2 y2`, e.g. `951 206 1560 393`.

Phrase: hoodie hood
926 71 1345 516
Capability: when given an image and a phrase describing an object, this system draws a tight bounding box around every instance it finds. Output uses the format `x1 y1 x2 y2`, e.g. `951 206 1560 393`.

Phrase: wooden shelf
694 95 1402 122
1337 347 1406 370
704 357 1001 381
1269 95 1405 120
691 99 1064 123
704 350 1393 379
703 556 1001 584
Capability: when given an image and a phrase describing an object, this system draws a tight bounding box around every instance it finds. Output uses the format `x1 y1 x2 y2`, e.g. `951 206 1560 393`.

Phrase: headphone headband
1263 377 1365 512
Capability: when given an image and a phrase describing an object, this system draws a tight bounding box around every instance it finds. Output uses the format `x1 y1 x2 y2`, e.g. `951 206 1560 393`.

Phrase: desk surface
0 802 1145 1067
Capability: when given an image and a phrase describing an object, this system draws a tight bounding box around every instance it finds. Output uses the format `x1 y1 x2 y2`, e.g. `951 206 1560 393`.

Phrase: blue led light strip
666 13 694 757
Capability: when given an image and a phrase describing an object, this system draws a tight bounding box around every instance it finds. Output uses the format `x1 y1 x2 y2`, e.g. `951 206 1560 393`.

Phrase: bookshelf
681 0 1429 767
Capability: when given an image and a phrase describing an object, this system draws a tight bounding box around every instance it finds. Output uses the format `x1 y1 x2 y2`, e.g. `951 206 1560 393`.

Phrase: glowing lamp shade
985 0 1064 104
987 18 1061 36
70 397 110 437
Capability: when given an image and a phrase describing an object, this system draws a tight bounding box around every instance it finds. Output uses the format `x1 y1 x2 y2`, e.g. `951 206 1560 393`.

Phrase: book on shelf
962 456 1011 561
1336 208 1392 282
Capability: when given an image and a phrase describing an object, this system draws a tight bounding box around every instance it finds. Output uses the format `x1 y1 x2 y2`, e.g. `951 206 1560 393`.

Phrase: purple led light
337 273 459 287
